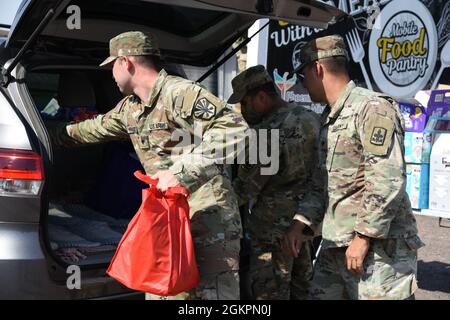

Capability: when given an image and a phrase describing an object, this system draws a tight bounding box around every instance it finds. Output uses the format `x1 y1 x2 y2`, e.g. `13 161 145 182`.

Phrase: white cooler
428 133 450 212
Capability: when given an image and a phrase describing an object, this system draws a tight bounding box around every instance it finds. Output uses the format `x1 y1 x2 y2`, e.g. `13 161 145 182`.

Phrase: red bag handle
134 170 189 199
134 170 158 187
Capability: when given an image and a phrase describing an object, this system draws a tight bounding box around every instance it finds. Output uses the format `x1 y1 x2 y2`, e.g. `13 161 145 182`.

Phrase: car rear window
25 72 59 112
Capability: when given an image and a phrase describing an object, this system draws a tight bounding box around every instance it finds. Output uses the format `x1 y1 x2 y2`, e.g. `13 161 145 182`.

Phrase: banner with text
266 0 450 110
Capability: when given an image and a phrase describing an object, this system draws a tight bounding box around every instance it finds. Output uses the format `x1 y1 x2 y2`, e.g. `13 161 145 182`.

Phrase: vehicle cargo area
26 68 145 267
25 64 215 268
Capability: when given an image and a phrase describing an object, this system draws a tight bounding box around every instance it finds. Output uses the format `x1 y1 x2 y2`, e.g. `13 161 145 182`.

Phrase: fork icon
346 29 373 90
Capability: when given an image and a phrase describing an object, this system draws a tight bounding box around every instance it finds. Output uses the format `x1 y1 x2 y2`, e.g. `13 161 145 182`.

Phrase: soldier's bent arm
292 114 326 235
354 99 406 239
168 85 249 194
233 167 271 207
232 127 278 207
294 162 326 235
49 98 130 147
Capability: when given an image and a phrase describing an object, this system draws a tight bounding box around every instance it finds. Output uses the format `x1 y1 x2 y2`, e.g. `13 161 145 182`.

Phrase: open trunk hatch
6 0 346 66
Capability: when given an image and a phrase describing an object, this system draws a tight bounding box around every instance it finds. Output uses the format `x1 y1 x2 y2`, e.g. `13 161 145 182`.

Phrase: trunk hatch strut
1 9 55 87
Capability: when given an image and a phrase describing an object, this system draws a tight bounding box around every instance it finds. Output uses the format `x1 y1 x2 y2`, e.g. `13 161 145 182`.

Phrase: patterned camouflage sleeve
168 84 249 194
354 98 406 238
233 166 271 207
292 112 326 235
232 131 275 207
293 163 326 235
49 98 130 147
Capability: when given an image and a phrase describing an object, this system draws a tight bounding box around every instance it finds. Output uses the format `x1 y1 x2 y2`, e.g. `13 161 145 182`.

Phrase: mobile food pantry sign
266 0 450 102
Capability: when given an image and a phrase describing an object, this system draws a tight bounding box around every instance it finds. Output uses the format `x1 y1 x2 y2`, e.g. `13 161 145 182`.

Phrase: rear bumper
0 222 134 299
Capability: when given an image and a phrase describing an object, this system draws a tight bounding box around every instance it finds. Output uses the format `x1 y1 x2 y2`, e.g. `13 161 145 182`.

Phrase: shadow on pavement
418 260 450 294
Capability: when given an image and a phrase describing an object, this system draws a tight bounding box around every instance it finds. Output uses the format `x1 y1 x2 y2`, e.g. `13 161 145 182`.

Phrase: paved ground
415 214 450 300
130 214 450 300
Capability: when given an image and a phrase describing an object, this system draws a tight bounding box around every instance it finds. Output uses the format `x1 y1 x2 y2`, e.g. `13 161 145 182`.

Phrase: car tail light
0 148 44 195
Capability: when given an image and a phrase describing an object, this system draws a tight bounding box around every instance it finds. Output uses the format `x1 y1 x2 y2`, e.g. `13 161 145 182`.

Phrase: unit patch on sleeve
362 114 395 156
370 127 387 146
193 98 216 120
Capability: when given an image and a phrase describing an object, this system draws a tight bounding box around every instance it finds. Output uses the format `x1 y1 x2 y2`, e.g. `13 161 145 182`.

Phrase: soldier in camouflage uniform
282 35 424 300
49 31 248 300
229 65 324 300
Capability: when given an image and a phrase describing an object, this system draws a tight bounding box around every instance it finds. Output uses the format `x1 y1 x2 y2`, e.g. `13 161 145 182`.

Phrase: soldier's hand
345 234 370 274
151 170 181 192
281 220 305 258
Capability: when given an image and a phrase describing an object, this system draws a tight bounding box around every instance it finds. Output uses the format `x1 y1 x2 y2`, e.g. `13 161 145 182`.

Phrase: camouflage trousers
145 238 240 300
146 175 242 300
243 238 314 300
309 236 423 300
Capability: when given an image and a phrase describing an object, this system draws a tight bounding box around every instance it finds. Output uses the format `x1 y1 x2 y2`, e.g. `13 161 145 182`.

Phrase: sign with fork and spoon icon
367 0 438 98
346 28 373 91
265 0 448 107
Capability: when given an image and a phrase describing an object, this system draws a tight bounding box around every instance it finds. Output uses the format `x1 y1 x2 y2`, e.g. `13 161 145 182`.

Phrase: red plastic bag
107 170 200 296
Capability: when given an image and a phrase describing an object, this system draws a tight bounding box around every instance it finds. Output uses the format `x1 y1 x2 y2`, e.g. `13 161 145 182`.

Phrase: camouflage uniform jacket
312 81 419 249
233 103 324 245
52 69 248 242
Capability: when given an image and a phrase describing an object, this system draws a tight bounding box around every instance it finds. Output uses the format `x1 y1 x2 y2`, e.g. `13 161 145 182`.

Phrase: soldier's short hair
130 55 164 72
319 56 349 75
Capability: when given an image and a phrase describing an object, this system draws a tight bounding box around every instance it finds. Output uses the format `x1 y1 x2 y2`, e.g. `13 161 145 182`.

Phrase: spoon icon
431 39 450 90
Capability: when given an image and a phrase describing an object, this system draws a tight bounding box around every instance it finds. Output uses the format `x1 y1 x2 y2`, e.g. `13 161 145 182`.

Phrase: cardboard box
406 164 429 210
427 90 450 117
428 133 450 212
404 132 432 163
396 99 427 132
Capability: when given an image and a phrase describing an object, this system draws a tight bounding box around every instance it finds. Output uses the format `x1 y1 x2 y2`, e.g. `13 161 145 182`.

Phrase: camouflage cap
228 65 273 104
99 31 161 67
294 35 348 73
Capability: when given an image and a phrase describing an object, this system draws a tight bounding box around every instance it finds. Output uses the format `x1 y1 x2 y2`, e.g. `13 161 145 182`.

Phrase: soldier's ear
255 90 267 103
122 56 134 71
260 91 272 106
315 61 325 79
